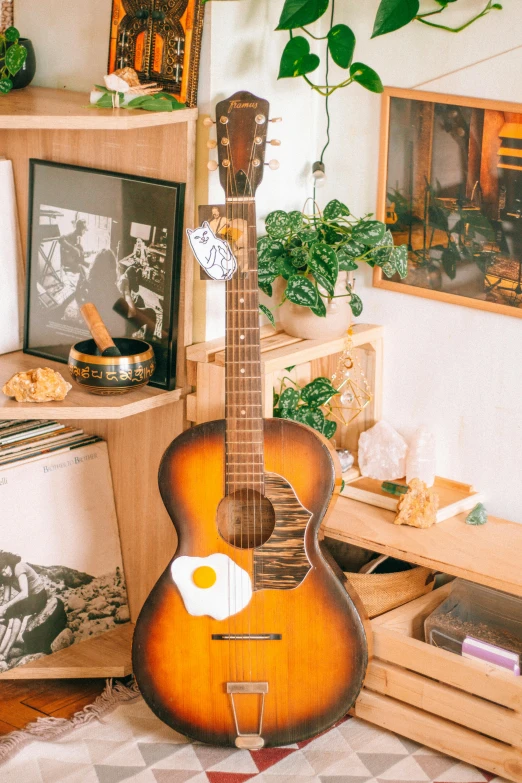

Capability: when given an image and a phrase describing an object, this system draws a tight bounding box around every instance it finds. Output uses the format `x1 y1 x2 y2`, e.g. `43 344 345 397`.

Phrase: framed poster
25 160 185 390
374 87 522 319
108 0 205 108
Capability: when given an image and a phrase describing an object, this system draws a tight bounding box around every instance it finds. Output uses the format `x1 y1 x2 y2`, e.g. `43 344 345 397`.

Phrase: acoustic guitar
133 91 368 749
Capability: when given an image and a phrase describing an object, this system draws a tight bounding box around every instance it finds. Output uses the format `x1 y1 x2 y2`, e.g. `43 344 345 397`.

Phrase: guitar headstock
207 91 276 199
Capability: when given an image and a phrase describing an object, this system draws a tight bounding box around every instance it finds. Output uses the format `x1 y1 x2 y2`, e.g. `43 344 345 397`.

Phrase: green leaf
258 238 284 263
349 292 363 317
301 377 338 408
265 210 289 238
259 303 276 329
139 98 174 112
372 0 420 38
308 242 338 297
276 0 329 30
350 62 383 93
5 43 27 75
278 36 320 78
287 210 304 231
352 220 386 246
323 419 337 439
0 78 13 93
259 280 273 297
381 261 395 278
126 95 153 108
310 294 327 317
290 246 309 268
327 24 356 69
323 199 350 220
295 405 325 433
278 387 300 415
285 275 318 308
391 244 408 278
340 239 366 259
95 92 116 108
4 26 19 42
337 251 358 272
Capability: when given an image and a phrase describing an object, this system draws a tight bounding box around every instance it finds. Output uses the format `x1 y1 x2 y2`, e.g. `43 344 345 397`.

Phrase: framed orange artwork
374 87 522 319
108 0 205 108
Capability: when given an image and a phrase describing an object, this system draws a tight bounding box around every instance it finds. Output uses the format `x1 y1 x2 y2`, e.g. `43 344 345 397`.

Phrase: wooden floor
0 678 106 735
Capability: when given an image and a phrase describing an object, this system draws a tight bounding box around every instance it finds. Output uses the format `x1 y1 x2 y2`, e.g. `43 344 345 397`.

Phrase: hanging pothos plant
257 198 408 325
276 0 503 96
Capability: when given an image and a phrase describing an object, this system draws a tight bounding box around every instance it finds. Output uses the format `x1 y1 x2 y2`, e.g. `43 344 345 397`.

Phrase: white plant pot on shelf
274 272 352 340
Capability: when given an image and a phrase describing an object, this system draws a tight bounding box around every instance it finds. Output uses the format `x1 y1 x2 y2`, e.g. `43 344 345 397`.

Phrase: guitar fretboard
225 200 264 495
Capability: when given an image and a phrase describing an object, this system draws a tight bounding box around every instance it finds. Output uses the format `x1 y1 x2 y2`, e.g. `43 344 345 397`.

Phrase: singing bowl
68 338 155 395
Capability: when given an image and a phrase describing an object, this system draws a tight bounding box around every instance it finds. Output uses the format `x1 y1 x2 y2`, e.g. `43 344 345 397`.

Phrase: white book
0 159 23 354
0 440 129 673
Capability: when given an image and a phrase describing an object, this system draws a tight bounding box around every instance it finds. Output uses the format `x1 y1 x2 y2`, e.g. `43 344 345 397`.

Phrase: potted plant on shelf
258 199 408 339
0 27 35 93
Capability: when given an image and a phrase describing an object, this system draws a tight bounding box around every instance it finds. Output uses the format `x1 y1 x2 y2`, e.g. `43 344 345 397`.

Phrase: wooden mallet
80 302 122 357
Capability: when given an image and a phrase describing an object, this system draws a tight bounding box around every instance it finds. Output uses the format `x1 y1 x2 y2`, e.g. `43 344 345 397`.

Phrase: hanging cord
313 0 334 213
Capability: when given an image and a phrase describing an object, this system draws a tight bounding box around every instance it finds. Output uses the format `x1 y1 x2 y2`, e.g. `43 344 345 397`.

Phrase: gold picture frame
374 87 522 319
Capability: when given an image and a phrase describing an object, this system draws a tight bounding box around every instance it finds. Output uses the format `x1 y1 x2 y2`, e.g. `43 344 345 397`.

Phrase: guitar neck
225 199 264 495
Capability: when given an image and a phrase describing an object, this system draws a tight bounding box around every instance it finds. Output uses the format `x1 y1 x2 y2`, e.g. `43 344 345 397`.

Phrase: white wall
16 0 522 521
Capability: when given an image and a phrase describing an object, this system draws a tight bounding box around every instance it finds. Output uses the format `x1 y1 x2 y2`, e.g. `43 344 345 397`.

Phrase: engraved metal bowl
68 338 155 395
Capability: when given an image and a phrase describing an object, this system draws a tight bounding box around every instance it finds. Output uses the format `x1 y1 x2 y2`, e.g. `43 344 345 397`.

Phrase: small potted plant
0 27 35 93
257 199 408 339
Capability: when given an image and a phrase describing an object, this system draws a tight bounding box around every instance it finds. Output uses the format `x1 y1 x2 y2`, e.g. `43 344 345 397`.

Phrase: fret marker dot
240 298 244 304
241 410 246 415
240 335 245 340
240 368 245 373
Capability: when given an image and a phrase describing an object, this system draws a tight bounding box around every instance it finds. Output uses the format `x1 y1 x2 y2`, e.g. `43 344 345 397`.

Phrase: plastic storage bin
425 578 522 673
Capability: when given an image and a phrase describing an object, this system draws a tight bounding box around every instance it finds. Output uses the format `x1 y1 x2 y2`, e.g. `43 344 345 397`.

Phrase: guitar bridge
226 682 268 749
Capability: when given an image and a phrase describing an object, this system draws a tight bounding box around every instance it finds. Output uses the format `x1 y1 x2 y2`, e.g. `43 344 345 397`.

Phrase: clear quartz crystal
341 389 354 405
358 421 408 481
406 427 436 488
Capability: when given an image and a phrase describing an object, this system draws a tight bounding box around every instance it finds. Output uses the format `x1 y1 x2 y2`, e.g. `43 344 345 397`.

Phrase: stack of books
0 419 102 469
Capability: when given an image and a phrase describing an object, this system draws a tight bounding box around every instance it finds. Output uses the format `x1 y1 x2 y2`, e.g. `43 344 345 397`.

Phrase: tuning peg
206 139 217 149
269 117 282 124
203 117 215 128
266 160 280 170
207 160 218 171
268 139 281 146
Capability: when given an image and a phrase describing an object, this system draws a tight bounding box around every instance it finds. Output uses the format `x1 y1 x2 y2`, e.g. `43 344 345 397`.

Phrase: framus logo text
228 100 258 112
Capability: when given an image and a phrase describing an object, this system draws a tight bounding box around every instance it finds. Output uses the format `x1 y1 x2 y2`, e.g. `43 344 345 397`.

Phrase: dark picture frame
25 160 185 390
374 87 522 319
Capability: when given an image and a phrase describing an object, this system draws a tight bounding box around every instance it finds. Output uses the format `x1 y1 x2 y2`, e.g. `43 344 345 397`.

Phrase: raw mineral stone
466 502 488 526
358 421 408 481
2 367 72 403
406 427 436 487
394 478 438 528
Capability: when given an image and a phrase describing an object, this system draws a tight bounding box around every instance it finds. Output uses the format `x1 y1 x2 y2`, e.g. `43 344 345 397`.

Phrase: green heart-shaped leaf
285 275 318 308
308 242 338 297
327 24 355 69
5 43 27 75
323 419 337 439
287 210 304 231
310 294 327 317
295 405 325 433
259 303 276 329
276 0 329 30
349 292 363 317
323 199 350 220
301 377 338 408
0 78 13 94
278 36 320 79
372 0 420 38
350 62 383 93
391 244 408 278
352 220 386 246
4 26 19 42
278 387 300 415
265 210 290 238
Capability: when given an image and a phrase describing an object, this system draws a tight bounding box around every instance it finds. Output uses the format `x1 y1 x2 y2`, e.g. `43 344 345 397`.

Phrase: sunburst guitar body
133 91 368 748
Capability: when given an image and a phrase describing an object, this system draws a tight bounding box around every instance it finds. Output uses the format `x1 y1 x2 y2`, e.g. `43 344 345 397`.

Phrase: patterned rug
0 680 508 783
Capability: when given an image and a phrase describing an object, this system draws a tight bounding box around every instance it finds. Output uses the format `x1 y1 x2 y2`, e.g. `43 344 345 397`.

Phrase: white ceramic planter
274 273 352 340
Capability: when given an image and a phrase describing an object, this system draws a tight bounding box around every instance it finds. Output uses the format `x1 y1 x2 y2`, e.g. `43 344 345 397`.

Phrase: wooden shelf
0 87 198 130
0 351 181 420
0 623 133 680
325 496 522 597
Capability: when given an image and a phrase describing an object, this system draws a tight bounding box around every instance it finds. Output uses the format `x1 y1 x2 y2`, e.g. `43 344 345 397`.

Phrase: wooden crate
355 584 522 782
186 323 383 456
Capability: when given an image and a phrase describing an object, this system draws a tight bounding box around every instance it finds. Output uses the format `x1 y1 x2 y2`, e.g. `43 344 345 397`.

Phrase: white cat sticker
187 221 237 281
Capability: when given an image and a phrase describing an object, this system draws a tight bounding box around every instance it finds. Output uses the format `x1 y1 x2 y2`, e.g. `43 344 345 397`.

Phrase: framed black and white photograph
25 160 185 389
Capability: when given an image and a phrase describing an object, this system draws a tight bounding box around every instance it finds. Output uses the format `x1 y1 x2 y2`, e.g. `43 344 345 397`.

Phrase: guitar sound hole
216 490 276 549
